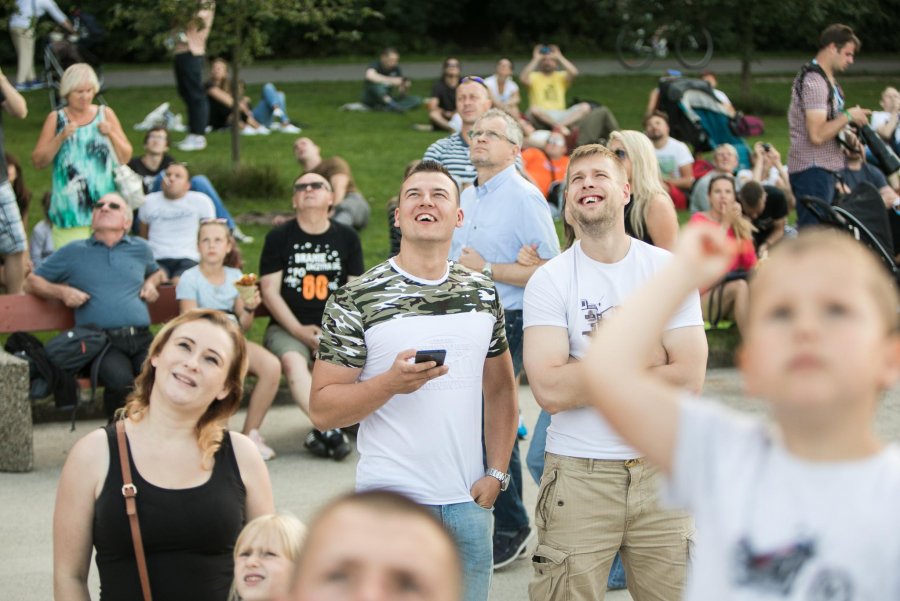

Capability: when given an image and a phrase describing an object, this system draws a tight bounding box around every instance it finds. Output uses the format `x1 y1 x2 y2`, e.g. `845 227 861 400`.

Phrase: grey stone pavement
3 369 900 601
100 56 900 89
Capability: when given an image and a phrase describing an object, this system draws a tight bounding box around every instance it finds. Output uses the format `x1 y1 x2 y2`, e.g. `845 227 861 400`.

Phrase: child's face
234 532 294 601
740 251 900 417
198 224 232 266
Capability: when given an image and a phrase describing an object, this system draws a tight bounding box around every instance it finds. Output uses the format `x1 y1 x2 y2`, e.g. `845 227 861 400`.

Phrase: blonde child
177 219 282 460
232 512 307 601
583 224 900 599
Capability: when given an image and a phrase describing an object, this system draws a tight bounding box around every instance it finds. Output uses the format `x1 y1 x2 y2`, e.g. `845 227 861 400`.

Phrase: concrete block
0 349 33 472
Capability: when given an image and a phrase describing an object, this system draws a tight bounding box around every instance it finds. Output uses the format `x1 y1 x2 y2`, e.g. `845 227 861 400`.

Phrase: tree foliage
110 0 376 164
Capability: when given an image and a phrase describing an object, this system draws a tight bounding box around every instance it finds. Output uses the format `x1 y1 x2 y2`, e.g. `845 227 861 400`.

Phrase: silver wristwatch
482 262 493 278
486 467 510 491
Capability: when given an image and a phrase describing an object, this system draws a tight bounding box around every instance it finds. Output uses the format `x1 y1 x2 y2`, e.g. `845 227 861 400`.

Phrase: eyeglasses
613 149 628 160
468 129 517 144
294 181 330 192
460 75 489 90
200 217 229 224
94 201 122 211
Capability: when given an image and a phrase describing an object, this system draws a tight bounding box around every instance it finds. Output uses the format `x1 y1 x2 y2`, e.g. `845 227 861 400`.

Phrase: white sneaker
255 125 271 135
279 122 301 134
269 121 282 131
248 429 276 461
233 226 254 244
176 134 207 151
240 126 258 136
272 106 285 121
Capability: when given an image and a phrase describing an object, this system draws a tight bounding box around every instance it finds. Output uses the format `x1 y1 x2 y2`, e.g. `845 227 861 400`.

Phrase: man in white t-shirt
523 144 707 601
310 160 518 601
645 110 694 210
138 162 214 283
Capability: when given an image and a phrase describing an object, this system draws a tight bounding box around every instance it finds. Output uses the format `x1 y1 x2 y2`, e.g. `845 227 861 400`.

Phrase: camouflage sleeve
317 286 368 369
487 285 509 358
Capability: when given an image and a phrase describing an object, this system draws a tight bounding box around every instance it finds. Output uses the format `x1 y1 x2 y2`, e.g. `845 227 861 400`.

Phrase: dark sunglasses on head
94 201 122 211
460 75 489 90
294 181 330 192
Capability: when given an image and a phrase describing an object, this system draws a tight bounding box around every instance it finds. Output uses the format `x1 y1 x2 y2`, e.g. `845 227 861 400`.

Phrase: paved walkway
3 369 900 600
100 57 900 88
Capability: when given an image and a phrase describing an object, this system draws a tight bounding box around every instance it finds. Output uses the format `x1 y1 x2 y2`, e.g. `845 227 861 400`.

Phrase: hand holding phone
414 349 447 367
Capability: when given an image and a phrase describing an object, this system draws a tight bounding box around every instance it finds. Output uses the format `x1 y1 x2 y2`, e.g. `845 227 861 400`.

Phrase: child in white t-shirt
583 224 900 600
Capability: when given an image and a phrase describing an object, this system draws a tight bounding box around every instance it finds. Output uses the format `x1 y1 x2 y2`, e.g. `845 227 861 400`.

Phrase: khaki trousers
10 27 36 83
529 452 693 601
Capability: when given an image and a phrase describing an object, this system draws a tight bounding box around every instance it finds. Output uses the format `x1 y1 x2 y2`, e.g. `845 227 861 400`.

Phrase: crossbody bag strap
115 420 154 601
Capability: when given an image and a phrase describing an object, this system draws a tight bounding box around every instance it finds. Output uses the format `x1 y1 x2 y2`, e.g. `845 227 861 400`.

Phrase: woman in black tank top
53 310 274 601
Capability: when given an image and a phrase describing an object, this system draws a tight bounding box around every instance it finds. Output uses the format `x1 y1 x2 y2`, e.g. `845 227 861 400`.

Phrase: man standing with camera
788 23 869 226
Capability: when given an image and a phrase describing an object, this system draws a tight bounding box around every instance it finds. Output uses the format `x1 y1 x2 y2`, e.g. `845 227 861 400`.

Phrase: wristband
843 108 853 122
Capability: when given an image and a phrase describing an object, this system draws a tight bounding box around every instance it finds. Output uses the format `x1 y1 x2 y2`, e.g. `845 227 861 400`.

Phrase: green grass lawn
5 72 895 344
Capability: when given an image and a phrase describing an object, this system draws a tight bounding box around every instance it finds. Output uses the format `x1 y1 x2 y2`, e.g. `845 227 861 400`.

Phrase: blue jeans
149 174 236 230
790 167 836 228
252 83 290 127
427 502 493 601
526 408 627 589
492 309 530 535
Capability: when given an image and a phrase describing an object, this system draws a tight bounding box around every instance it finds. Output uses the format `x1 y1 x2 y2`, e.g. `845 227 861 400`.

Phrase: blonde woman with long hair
53 309 274 601
608 130 679 250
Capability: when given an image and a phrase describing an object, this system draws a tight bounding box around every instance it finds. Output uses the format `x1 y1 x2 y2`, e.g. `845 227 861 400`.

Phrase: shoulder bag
115 420 154 601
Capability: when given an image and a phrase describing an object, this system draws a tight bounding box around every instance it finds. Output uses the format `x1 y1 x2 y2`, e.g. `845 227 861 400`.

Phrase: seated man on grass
361 48 421 113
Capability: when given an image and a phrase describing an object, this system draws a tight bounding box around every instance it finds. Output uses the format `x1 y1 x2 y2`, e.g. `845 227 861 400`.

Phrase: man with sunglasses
294 136 371 231
450 108 561 569
260 172 364 460
26 193 165 418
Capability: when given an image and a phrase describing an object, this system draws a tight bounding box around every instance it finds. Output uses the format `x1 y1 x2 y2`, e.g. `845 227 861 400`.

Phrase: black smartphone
414 349 447 367
762 142 772 151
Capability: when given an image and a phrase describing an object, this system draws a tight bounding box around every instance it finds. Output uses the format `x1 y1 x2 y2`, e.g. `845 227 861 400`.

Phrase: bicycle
615 9 714 71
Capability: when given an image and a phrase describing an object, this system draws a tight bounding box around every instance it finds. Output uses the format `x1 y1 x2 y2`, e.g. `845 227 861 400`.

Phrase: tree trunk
230 56 241 165
739 9 754 99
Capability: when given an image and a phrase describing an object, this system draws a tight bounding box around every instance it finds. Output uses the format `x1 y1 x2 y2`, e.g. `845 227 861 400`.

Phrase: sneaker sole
493 530 534 570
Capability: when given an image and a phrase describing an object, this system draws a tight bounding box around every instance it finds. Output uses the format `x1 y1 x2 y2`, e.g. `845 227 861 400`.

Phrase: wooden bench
0 284 269 396
0 283 269 334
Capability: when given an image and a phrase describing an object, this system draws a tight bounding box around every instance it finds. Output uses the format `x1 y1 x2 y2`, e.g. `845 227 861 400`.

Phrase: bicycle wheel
675 26 713 69
616 27 656 71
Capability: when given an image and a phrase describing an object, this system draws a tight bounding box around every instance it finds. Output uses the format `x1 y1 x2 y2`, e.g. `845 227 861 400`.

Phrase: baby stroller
43 10 106 109
655 76 752 169
799 181 899 283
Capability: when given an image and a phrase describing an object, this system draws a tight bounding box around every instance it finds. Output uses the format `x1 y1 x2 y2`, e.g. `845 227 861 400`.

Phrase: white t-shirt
9 0 67 30
523 239 703 459
484 75 520 105
138 191 215 261
655 137 694 180
317 259 508 505
871 110 900 145
667 399 900 600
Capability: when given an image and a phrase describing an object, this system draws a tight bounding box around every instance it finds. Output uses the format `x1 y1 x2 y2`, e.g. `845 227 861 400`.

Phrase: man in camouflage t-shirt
310 161 518 601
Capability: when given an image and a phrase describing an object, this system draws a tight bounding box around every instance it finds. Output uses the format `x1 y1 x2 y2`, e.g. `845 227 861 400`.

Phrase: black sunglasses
294 181 330 192
94 201 122 211
460 75 489 90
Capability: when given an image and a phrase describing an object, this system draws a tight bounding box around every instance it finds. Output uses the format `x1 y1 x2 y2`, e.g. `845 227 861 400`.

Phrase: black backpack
4 332 77 408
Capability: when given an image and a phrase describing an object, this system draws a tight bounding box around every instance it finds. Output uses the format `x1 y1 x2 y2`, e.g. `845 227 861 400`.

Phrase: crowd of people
1 6 900 600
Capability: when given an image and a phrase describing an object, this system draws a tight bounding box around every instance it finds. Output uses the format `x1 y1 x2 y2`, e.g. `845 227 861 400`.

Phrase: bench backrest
0 285 269 335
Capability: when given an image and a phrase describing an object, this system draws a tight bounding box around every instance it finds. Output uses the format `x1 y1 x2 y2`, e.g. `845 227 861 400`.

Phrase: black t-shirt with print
259 219 364 327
